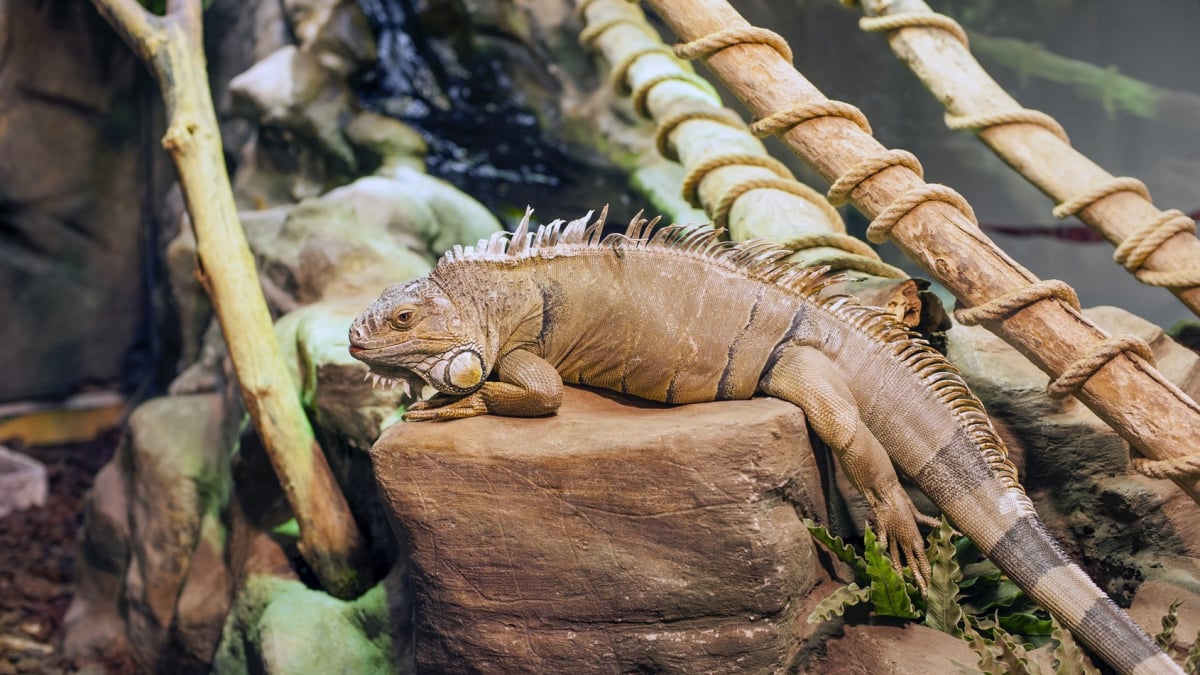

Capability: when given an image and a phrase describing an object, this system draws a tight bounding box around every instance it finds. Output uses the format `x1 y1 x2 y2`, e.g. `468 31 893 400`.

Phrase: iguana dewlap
349 208 1179 675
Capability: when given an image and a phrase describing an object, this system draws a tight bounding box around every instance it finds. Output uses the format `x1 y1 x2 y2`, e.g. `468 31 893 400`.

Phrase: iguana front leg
760 344 932 591
404 348 563 422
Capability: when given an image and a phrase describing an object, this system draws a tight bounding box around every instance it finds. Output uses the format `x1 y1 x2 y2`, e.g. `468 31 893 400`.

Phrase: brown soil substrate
0 428 139 674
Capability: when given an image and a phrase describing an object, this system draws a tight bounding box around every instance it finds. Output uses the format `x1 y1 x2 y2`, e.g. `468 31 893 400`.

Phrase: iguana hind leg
760 344 932 591
404 349 563 421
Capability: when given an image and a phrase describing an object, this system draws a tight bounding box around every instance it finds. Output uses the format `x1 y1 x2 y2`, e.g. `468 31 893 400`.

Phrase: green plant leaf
1050 615 1101 675
995 624 1043 675
923 516 964 636
862 524 921 619
968 577 1025 613
960 559 1002 589
804 518 868 578
999 610 1054 638
807 582 872 623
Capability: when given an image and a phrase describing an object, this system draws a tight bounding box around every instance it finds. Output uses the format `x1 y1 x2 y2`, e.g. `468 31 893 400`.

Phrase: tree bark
643 0 1200 506
90 0 368 598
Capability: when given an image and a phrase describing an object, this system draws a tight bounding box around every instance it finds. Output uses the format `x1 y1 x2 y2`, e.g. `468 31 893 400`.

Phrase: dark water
352 0 591 219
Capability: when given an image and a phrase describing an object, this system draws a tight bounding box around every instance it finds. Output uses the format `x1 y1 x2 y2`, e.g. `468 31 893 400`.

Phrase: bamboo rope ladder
577 0 904 283
848 0 1200 317
638 0 1200 504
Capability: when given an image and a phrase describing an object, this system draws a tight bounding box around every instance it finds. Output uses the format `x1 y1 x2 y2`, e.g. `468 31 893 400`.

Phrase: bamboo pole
90 0 368 598
853 0 1200 317
643 0 1200 505
578 0 922 319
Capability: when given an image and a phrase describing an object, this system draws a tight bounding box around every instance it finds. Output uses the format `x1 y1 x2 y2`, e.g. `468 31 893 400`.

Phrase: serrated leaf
999 610 1054 638
964 619 1004 674
804 518 868 578
924 516 965 636
995 624 1043 675
863 523 921 619
807 582 872 623
1050 615 1101 675
1157 597 1184 651
1185 626 1200 675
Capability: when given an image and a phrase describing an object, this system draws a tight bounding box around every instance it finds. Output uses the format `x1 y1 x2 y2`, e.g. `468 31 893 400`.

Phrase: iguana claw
403 391 488 422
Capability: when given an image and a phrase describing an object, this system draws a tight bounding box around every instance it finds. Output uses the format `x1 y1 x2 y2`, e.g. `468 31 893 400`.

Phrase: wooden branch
90 0 369 598
644 0 1200 505
857 0 1200 318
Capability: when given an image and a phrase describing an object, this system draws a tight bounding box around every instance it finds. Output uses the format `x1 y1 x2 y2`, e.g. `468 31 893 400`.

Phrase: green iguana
348 208 1179 675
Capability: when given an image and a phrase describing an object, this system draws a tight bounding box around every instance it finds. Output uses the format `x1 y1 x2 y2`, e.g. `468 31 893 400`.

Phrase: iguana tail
818 299 1181 675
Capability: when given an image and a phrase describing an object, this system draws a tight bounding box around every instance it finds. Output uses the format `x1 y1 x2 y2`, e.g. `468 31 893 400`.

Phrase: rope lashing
1046 334 1156 400
944 109 1070 144
673 26 793 62
654 106 748 161
954 279 1080 326
1113 209 1200 287
630 72 719 117
865 184 976 244
1052 176 1152 220
680 153 795 207
578 15 657 46
1133 453 1200 481
750 101 872 138
712 177 844 232
858 11 969 48
827 149 924 207
608 44 680 94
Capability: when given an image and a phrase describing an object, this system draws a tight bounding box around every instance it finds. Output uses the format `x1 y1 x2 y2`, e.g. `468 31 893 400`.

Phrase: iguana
348 207 1180 675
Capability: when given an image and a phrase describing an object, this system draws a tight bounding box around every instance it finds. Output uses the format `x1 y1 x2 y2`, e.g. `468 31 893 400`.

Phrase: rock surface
0 3 160 402
213 567 409 675
64 393 240 670
371 386 828 673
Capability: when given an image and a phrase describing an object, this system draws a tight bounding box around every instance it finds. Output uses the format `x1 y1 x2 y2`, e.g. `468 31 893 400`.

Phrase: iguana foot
871 485 932 595
403 391 488 421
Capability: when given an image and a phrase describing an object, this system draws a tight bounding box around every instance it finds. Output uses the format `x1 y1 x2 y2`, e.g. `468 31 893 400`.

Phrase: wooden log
643 0 1200 506
370 386 827 673
89 0 368 597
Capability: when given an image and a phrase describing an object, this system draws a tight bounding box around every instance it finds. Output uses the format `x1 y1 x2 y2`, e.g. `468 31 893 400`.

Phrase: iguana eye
389 307 416 330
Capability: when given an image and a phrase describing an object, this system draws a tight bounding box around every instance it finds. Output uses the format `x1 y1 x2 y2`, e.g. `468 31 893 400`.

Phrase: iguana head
348 278 488 398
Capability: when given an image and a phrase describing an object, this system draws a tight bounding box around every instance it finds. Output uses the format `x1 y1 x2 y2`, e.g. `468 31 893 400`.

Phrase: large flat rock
371 386 827 673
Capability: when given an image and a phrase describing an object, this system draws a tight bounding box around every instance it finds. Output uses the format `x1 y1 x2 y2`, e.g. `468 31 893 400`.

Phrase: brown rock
799 622 981 674
371 386 827 673
1129 578 1200 657
62 453 132 663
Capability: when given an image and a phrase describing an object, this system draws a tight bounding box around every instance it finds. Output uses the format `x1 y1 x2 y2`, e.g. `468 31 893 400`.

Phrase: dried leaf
964 619 1004 674
1050 615 1101 675
995 623 1042 675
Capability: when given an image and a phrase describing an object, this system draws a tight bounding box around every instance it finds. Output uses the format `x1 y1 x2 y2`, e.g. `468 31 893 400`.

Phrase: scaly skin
349 208 1181 675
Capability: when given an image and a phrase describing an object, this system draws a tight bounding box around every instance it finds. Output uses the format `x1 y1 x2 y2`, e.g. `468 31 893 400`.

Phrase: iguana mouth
359 363 435 401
